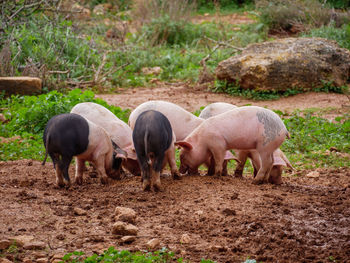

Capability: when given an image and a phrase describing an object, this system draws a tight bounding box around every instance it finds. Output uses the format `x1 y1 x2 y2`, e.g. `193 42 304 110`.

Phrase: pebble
306 171 320 178
73 207 87 216
0 239 11 250
180 234 191 244
23 241 46 250
120 236 136 244
147 238 160 249
112 221 138 236
11 235 34 247
115 207 137 224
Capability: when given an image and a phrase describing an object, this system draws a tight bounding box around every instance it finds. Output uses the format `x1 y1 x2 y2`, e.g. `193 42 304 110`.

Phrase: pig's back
71 102 132 148
129 100 203 141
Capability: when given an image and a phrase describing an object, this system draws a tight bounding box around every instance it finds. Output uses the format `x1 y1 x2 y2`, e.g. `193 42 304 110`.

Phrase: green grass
59 247 215 263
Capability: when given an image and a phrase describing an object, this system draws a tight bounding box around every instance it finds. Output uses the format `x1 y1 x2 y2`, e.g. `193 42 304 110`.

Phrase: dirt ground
1 85 350 263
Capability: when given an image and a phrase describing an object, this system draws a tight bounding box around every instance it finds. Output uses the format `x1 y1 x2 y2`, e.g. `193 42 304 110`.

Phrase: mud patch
0 160 349 262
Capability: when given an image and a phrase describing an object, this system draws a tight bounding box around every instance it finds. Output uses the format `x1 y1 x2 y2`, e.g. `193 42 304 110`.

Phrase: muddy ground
1 86 350 263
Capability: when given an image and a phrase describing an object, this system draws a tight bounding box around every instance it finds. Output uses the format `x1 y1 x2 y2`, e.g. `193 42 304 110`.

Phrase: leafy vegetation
0 89 129 161
59 247 215 263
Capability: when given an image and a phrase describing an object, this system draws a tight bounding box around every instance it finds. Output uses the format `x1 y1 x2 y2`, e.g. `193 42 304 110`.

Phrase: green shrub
256 0 349 32
301 23 350 50
0 89 129 136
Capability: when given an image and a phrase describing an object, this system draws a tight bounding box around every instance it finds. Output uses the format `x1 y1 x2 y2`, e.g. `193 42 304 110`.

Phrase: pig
199 102 293 184
132 110 175 191
42 113 127 187
128 100 203 141
71 102 140 177
176 106 290 184
128 100 237 176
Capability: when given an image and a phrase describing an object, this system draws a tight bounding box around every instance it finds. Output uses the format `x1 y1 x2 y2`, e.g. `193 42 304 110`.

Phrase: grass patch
0 89 129 161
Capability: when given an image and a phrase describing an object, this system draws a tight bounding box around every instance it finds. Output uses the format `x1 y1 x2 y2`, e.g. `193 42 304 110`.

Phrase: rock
147 238 160 250
306 171 320 178
23 258 33 263
23 241 46 250
93 3 113 15
74 207 87 216
71 3 91 19
11 235 35 247
180 234 191 244
0 258 13 263
222 208 236 216
0 114 6 123
216 38 350 91
112 221 138 236
51 252 66 262
114 207 137 224
0 239 11 250
141 67 162 76
0 77 42 95
120 236 136 244
36 258 48 263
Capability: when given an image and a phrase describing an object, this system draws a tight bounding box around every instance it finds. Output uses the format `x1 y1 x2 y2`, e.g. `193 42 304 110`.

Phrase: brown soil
1 86 350 263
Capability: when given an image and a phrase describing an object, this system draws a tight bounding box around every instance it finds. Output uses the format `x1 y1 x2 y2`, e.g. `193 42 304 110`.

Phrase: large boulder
0 77 42 95
215 38 350 91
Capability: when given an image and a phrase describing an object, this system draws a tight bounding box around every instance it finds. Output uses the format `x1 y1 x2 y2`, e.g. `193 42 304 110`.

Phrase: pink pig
200 102 293 184
128 100 237 176
71 102 140 177
176 106 290 184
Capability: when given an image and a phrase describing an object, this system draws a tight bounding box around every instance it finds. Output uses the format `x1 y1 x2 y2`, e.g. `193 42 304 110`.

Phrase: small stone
306 171 320 178
114 207 137 224
210 245 228 252
51 252 66 261
11 235 35 247
0 239 11 250
222 208 236 216
36 258 48 263
180 234 191 244
0 113 6 123
141 67 162 76
194 210 203 216
23 241 46 250
23 258 33 263
120 236 136 244
147 238 160 250
0 258 13 263
74 207 87 216
33 252 46 259
112 221 138 236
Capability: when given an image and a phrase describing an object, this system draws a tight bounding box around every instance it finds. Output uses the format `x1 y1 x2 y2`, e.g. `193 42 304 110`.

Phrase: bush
301 23 350 50
256 0 349 32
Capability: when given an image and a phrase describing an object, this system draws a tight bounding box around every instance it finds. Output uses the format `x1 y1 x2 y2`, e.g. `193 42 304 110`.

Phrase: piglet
42 113 126 187
177 106 290 184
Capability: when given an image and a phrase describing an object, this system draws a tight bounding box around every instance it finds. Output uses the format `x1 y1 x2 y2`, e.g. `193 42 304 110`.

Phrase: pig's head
176 141 206 176
122 145 141 176
109 141 127 179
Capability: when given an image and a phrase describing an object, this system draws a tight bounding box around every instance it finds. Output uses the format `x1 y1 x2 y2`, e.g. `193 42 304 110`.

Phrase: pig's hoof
100 177 109 185
173 173 181 180
252 179 263 185
142 180 151 191
153 184 162 192
75 177 83 185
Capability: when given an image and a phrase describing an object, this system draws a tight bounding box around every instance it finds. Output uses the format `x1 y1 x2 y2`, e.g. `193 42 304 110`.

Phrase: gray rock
216 38 350 91
11 235 35 247
0 77 42 95
112 221 138 236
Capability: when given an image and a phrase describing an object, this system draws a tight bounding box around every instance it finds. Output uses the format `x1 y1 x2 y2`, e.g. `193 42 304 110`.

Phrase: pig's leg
59 155 72 186
222 160 228 176
93 155 109 185
249 151 261 178
152 153 165 191
206 157 215 176
139 155 151 191
75 157 85 185
55 162 65 187
253 152 273 184
211 149 225 177
165 146 180 180
234 151 249 178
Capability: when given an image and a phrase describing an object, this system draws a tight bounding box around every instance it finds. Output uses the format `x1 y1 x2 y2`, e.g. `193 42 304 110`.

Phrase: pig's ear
125 146 137 160
114 148 127 160
175 141 193 151
224 151 240 163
